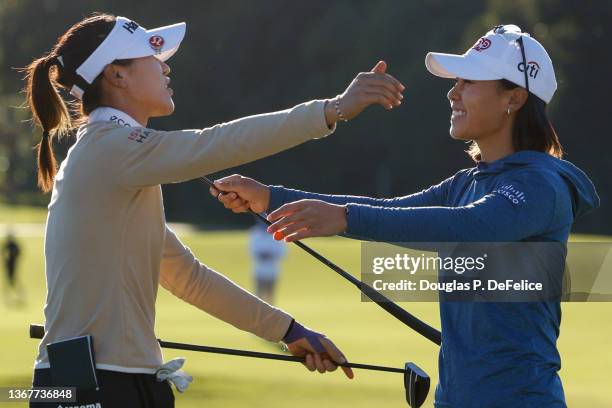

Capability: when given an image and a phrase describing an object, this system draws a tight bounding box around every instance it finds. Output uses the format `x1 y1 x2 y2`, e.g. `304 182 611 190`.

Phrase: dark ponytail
468 80 564 162
24 55 71 192
22 13 130 193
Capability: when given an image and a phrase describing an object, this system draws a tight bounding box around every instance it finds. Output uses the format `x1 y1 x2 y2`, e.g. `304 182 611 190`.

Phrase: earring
507 106 511 116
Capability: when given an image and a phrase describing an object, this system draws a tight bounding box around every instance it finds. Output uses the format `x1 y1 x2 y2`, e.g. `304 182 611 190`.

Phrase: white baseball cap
59 16 186 99
425 24 557 103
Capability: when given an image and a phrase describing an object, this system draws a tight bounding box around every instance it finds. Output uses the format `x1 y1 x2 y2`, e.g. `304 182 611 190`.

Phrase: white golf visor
69 16 186 99
424 24 557 103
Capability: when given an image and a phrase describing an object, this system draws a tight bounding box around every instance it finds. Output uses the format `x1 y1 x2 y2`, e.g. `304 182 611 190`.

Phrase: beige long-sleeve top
35 101 335 373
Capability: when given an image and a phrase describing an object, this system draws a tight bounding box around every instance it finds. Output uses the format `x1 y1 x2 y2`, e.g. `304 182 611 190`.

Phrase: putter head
404 362 430 407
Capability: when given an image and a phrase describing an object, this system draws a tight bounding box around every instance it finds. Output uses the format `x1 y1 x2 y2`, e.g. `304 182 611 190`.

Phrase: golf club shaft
29 324 404 374
202 176 442 346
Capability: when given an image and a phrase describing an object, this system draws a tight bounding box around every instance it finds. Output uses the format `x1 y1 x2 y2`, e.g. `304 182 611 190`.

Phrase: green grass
0 229 611 407
0 202 48 224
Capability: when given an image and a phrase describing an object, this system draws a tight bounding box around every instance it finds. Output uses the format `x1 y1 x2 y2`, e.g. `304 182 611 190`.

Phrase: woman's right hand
325 60 405 125
209 174 270 214
282 320 354 379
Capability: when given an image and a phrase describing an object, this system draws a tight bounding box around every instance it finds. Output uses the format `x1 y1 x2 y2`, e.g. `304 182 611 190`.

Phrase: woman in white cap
211 25 600 407
24 13 405 407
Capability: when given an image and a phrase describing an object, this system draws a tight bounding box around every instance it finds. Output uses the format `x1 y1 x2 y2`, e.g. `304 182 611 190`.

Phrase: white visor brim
116 22 186 62
425 52 502 81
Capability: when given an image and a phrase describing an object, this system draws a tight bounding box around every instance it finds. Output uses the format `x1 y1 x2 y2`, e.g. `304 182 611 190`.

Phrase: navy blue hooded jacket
268 150 599 407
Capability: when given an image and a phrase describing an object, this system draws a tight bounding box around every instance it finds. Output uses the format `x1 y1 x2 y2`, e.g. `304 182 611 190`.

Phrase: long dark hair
467 79 564 162
22 13 132 192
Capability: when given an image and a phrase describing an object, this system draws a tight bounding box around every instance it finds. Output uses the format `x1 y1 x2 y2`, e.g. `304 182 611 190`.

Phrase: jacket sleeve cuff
266 311 294 342
268 185 289 213
345 203 374 239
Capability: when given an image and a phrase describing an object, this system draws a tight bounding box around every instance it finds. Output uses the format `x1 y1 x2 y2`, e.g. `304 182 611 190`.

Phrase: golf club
30 324 429 407
201 176 442 346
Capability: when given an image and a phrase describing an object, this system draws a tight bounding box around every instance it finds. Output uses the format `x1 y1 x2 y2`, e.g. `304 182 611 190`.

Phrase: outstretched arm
159 225 353 378
111 61 404 188
209 172 455 217
267 174 453 212
266 173 561 243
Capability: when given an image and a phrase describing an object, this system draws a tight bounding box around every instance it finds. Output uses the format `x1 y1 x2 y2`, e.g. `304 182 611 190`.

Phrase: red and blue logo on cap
149 35 165 54
472 37 491 52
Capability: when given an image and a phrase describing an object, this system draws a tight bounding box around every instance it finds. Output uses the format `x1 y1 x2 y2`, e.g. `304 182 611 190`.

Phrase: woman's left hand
266 200 347 242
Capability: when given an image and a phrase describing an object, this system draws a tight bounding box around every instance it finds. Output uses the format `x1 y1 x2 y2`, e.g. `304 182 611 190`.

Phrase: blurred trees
0 0 609 233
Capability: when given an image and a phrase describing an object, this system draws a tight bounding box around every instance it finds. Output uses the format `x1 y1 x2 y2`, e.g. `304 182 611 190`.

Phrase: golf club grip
28 324 404 374
201 176 442 345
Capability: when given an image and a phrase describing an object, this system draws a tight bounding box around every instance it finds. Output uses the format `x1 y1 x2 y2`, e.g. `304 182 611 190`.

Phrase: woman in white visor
24 13 405 407
211 25 600 407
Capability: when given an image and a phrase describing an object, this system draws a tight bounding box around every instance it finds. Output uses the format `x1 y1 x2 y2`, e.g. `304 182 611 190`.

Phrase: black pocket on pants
31 368 175 408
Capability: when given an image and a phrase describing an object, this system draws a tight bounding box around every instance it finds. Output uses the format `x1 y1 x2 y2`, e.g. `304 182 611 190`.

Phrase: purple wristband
282 320 325 353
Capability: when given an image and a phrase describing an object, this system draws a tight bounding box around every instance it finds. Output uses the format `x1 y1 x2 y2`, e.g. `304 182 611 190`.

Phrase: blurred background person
250 218 287 305
3 230 24 305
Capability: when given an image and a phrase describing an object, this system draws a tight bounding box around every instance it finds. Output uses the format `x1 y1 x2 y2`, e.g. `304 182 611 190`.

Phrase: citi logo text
517 60 540 79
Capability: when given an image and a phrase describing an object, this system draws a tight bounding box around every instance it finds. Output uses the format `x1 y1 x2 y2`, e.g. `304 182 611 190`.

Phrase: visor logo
517 60 540 79
149 35 165 54
472 37 491 52
122 21 139 34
